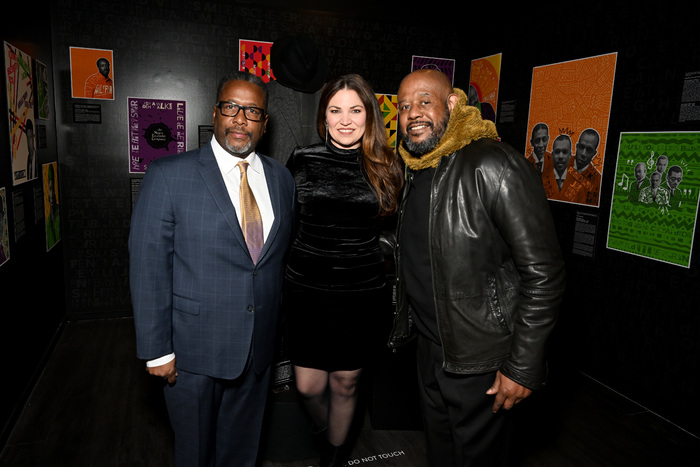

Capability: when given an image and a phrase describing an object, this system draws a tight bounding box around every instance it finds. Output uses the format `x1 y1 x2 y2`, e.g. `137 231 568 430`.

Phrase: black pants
416 334 514 466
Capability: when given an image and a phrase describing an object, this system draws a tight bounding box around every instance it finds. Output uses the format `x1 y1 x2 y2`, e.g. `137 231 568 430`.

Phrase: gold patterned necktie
237 161 264 264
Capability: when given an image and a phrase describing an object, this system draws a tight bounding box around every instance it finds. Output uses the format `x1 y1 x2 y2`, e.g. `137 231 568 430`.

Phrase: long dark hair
317 74 404 216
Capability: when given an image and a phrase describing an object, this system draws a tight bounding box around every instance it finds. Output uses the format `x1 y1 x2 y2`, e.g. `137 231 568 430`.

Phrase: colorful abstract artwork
240 39 274 82
376 93 398 148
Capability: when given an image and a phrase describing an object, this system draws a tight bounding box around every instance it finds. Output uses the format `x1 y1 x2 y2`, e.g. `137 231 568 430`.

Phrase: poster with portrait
469 53 501 123
128 97 186 174
607 132 700 268
35 59 50 120
524 53 617 208
411 55 455 85
4 42 38 186
43 162 61 251
376 93 398 148
239 39 274 83
0 187 8 267
69 47 114 100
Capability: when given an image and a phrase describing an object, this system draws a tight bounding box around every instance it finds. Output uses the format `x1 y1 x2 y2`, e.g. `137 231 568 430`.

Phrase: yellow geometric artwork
376 93 398 148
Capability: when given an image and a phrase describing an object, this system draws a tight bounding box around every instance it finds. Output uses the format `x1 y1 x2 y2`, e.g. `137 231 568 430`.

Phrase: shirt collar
210 136 262 175
574 160 590 173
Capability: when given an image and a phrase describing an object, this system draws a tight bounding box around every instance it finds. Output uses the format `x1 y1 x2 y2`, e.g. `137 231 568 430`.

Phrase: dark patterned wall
51 1 470 317
45 0 700 435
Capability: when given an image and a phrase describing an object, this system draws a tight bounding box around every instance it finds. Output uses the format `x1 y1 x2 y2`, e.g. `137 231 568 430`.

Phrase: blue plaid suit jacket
129 143 296 379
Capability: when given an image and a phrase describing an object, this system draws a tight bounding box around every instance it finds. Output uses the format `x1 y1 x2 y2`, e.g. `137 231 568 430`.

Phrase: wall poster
607 132 700 268
525 52 617 208
128 97 186 174
0 187 8 267
43 162 61 251
35 59 50 120
239 39 274 83
411 55 455 85
469 53 501 123
4 42 38 186
376 93 398 148
69 47 114 100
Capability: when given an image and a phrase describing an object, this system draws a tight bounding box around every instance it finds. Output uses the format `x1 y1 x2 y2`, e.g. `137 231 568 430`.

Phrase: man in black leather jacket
390 69 566 466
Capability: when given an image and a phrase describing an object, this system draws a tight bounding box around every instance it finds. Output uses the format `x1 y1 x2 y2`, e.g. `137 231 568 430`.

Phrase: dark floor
1 318 698 466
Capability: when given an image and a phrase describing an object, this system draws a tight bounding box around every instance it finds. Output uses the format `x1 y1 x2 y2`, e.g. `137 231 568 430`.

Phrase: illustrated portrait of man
628 161 650 202
527 123 551 174
571 128 602 206
665 165 684 207
655 155 668 177
84 57 113 99
542 134 574 200
639 171 670 207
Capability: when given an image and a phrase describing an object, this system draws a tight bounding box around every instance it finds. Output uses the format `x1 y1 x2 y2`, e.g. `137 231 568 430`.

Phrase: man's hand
486 371 531 413
147 359 178 384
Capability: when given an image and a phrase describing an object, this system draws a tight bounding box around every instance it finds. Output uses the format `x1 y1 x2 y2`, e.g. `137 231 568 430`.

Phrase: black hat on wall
271 35 326 93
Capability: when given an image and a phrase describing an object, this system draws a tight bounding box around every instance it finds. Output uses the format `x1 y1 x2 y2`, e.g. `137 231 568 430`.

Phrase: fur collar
398 88 499 170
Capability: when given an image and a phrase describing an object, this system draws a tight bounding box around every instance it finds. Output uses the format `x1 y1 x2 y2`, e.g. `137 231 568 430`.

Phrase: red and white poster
239 39 274 83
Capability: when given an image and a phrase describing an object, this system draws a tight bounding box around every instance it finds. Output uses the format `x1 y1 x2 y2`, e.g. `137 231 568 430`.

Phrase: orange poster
525 53 617 208
70 47 114 100
469 53 501 123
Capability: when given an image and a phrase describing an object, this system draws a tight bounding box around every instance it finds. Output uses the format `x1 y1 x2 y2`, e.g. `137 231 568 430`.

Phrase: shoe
318 438 350 467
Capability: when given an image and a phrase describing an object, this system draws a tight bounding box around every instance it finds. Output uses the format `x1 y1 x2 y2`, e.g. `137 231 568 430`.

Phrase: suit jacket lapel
198 145 249 253
258 155 282 263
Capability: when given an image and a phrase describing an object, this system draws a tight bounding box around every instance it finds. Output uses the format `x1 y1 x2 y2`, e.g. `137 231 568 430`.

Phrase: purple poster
411 55 455 85
128 97 186 173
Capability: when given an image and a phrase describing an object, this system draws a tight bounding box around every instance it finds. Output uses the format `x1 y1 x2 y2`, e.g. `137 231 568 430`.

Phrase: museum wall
0 1 65 442
1 0 698 441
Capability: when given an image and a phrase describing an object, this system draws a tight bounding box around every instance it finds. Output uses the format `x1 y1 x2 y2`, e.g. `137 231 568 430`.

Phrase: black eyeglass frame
215 101 267 122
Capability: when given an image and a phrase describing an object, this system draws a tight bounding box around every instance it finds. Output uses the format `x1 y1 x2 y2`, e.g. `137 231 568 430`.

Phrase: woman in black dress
285 74 404 466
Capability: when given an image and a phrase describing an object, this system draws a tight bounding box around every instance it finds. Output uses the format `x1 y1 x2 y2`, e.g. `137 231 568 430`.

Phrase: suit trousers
416 334 513 467
164 362 271 467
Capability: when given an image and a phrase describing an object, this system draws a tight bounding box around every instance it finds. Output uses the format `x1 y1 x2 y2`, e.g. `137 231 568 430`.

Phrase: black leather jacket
388 138 566 390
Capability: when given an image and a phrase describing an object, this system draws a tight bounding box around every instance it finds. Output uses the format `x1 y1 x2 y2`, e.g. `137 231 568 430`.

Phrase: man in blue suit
129 71 296 466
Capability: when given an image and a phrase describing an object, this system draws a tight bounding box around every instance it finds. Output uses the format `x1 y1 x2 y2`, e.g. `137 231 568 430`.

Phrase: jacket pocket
486 275 513 335
173 294 200 316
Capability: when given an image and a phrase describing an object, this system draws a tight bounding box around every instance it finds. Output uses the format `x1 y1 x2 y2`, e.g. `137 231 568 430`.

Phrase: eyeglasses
216 101 266 122
668 176 682 183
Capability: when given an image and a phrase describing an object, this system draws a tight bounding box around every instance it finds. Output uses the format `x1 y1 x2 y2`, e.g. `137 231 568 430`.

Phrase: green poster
607 132 700 268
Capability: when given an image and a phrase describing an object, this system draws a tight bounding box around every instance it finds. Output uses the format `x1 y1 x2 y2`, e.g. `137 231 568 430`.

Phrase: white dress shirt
210 136 275 241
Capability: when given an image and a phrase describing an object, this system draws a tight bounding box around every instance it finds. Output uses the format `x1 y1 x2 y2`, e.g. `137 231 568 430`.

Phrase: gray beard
225 139 252 156
402 131 441 156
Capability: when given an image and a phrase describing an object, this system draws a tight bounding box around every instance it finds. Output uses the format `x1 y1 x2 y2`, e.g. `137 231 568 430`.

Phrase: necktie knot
237 160 249 174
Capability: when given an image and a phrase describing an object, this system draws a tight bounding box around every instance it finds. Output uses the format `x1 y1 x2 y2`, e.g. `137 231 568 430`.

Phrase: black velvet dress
284 141 386 371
